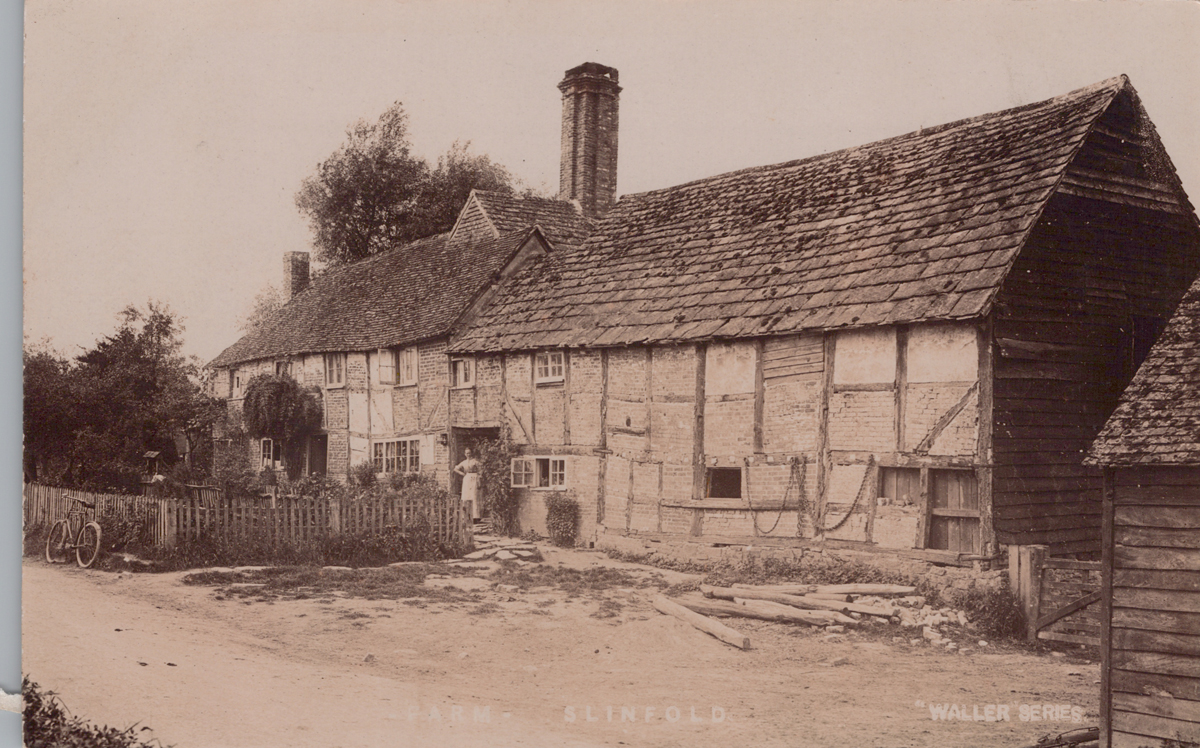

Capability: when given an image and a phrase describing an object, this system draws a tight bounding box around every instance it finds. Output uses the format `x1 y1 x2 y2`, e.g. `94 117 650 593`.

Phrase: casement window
260 438 282 470
396 348 417 386
377 349 396 385
275 360 292 378
926 469 980 554
324 353 346 387
372 438 420 474
706 467 742 499
511 457 566 489
535 350 565 384
450 357 474 388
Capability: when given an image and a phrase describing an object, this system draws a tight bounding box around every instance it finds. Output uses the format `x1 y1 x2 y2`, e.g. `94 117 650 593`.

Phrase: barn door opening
927 469 980 553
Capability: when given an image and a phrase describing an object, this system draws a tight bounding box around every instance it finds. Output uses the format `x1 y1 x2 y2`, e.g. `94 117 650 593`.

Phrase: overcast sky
22 0 1200 362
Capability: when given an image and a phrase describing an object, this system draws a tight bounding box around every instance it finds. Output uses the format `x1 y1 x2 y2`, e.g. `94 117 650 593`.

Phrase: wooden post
1099 469 1115 748
895 325 907 452
597 348 608 527
976 319 995 555
692 343 707 502
653 595 750 650
1022 544 1047 641
563 349 572 446
753 338 765 453
329 496 341 534
815 334 836 538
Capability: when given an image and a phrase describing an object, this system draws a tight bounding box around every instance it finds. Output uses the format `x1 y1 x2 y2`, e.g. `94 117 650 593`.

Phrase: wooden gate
1012 545 1103 646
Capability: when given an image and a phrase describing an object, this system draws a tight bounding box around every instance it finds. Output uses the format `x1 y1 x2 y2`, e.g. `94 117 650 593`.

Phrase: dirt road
23 553 1099 747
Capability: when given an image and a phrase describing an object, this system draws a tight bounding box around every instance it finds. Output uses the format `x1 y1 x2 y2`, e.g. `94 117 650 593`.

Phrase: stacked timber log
652 583 918 649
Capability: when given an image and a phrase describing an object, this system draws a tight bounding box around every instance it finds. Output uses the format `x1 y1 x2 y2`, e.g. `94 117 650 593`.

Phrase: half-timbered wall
1101 466 1200 747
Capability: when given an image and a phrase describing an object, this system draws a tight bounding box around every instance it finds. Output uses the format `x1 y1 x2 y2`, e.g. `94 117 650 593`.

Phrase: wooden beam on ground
704 584 895 618
652 595 750 650
673 595 850 626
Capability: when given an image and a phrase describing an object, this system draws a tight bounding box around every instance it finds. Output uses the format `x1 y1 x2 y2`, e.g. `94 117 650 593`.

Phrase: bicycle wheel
44 520 70 564
75 522 102 568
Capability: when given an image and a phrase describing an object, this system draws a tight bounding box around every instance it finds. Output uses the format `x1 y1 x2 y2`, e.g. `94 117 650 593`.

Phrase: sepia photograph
18 1 1200 746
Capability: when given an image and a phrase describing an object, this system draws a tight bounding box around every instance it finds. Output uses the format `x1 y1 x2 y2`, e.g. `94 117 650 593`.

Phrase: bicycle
45 495 103 568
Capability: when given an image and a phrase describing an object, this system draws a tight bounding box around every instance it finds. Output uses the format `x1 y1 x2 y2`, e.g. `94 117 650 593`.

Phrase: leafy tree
295 102 515 266
23 303 220 492
238 283 283 333
241 374 323 479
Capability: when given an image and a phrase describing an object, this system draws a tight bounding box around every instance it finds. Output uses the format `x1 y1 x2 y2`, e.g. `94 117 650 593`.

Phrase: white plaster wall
705 340 756 395
833 328 897 384
907 323 978 383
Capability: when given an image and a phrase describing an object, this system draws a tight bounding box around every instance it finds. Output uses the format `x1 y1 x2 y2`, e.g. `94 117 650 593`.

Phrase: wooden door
928 470 980 553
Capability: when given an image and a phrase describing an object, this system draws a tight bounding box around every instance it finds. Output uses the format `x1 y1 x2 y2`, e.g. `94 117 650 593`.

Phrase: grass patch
488 562 667 596
23 676 167 748
468 602 502 616
181 565 478 604
590 598 624 619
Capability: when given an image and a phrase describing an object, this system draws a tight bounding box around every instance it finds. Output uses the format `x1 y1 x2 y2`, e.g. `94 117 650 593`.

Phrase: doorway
308 434 328 477
450 427 500 497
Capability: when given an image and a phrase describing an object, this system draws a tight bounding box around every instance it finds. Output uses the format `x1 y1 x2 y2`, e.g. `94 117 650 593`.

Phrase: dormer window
535 350 565 384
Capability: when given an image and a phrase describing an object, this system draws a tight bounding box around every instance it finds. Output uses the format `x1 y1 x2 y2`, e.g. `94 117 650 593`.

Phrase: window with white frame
511 457 566 489
260 438 282 470
324 353 346 387
373 438 420 474
397 348 417 386
535 350 565 384
450 357 474 388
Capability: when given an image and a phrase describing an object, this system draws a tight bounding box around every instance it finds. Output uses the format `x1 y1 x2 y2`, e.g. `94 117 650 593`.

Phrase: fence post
1021 545 1047 641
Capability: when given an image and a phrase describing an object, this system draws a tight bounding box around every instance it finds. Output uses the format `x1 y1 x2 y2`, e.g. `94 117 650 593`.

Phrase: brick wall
828 390 896 452
904 383 977 454
763 378 821 452
534 384 566 445
569 350 603 446
506 354 533 445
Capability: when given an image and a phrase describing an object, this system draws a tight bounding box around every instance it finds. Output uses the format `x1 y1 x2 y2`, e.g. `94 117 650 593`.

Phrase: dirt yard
23 547 1100 748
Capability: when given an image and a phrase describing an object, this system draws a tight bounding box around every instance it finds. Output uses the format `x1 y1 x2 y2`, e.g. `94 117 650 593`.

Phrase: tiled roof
451 77 1129 352
210 230 534 368
1089 276 1200 466
472 191 592 245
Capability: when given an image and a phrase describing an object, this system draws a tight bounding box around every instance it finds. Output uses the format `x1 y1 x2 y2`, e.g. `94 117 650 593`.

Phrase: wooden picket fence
25 483 472 551
23 483 173 545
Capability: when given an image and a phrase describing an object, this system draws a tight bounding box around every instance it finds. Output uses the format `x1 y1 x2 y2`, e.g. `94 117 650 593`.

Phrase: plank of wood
1114 569 1200 592
674 595 849 626
652 595 750 650
1111 608 1200 637
1116 526 1200 549
1115 506 1200 529
1111 668 1200 702
812 584 917 596
1113 588 1200 614
1112 627 1200 658
1036 630 1099 646
731 598 849 626
1112 652 1200 680
1115 545 1200 571
1041 558 1103 571
1111 709 1200 742
704 584 894 618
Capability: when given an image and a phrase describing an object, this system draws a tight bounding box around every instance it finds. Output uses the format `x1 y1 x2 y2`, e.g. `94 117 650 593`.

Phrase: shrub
958 581 1026 640
23 676 162 748
347 461 376 487
545 493 579 547
97 505 157 554
476 434 521 536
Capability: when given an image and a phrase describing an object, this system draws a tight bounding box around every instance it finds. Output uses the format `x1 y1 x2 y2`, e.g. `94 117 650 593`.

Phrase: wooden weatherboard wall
990 87 1200 555
1100 466 1200 748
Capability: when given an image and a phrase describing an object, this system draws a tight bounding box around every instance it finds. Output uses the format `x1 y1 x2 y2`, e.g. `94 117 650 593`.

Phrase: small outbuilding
1087 276 1200 747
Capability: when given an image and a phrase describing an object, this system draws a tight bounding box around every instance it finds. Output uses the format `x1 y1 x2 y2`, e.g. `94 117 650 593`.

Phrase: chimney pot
283 251 310 299
558 62 620 218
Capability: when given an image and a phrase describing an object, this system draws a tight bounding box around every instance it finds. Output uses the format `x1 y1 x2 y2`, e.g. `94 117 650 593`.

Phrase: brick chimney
557 62 620 218
283 251 310 299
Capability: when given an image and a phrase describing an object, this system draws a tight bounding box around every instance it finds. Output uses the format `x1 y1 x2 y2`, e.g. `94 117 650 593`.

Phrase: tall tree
295 102 515 266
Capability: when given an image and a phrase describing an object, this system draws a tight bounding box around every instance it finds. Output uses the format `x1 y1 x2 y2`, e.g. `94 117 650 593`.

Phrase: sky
22 0 1200 363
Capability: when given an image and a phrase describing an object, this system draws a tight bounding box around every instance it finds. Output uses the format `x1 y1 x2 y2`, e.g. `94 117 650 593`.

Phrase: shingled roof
451 76 1145 352
1088 276 1200 466
471 191 592 245
210 229 536 368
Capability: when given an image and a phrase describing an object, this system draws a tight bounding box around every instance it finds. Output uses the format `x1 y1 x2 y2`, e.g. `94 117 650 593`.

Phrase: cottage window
372 438 420 474
232 371 242 397
879 467 920 507
260 438 282 470
450 357 474 388
706 467 742 499
324 353 346 387
926 469 980 553
397 348 417 386
377 349 396 384
275 360 291 378
535 351 565 384
511 457 566 489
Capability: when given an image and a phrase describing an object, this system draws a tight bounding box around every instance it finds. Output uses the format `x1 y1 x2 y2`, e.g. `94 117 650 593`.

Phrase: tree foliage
238 283 283 333
295 102 515 266
241 374 323 479
23 303 221 492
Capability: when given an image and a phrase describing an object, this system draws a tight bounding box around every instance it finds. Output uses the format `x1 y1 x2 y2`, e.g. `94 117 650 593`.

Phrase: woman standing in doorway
453 447 482 522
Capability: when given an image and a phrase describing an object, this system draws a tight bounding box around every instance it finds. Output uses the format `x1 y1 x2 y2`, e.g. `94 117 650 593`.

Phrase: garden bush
23 676 162 748
545 493 579 547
